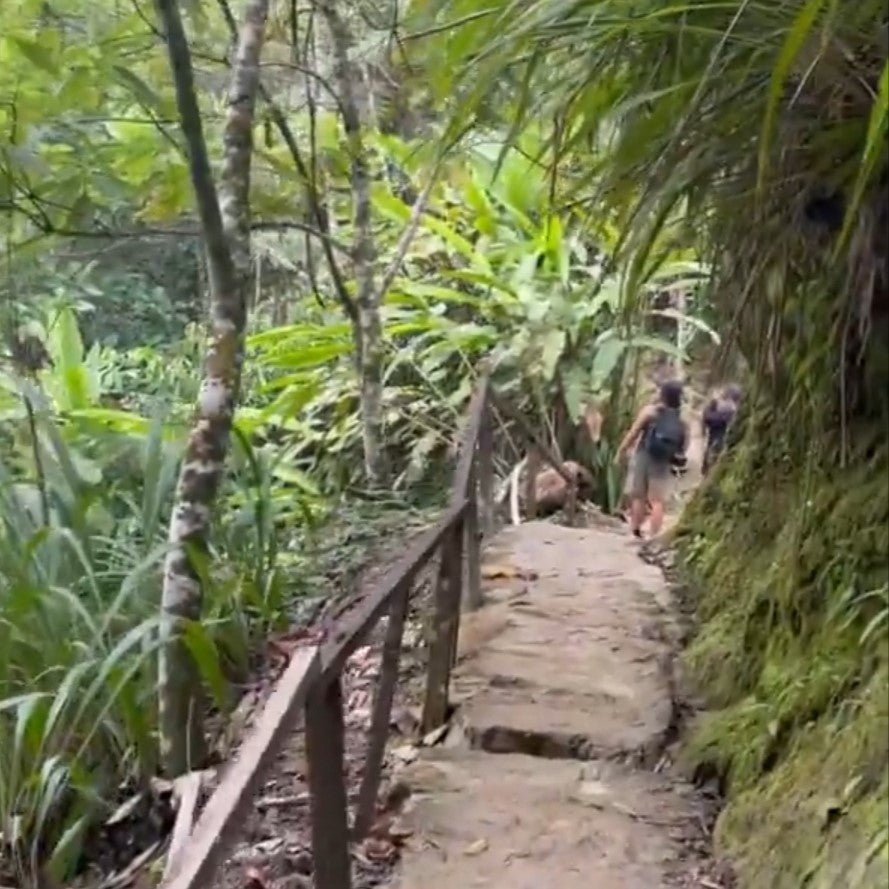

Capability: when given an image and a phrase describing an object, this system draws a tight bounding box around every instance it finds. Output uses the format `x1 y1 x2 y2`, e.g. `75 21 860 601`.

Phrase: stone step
387 749 702 889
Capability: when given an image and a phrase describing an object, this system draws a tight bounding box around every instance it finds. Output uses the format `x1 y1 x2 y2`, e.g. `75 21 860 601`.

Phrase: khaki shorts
628 449 672 502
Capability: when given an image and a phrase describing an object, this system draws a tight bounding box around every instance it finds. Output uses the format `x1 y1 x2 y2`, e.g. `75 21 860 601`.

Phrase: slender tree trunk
673 287 687 378
319 0 387 487
154 0 270 777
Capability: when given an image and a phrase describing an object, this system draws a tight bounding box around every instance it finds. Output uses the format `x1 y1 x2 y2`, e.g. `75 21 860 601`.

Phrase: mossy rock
675 409 889 888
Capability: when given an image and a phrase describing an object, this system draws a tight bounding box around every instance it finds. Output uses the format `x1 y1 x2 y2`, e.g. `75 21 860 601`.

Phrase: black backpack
644 407 685 461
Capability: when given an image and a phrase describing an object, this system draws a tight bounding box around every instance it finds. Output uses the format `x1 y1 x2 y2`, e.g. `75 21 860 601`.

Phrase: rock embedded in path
452 522 675 765
389 751 702 889
384 519 709 889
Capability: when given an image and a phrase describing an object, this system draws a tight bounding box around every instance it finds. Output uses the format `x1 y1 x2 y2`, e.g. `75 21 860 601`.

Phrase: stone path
385 520 711 889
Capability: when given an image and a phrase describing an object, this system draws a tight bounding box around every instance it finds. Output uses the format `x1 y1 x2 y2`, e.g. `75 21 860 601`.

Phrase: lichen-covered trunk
154 0 269 777
320 0 387 487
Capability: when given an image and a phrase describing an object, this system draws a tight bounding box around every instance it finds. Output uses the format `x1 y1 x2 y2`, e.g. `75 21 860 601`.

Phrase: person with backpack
701 384 742 475
615 379 689 539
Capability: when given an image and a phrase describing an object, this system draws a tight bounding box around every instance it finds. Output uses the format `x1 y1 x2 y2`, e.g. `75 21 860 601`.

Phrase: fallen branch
162 772 204 883
376 166 442 300
508 457 526 526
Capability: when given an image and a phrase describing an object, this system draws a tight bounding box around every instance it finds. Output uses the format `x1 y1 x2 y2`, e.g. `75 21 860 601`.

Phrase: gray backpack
644 407 685 461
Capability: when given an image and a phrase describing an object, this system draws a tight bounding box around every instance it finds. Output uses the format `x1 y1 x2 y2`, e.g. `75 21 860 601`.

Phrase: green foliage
0 0 251 241
411 9 888 882
0 426 312 880
0 305 328 881
0 0 783 881
411 0 887 429
675 403 889 888
243 132 712 493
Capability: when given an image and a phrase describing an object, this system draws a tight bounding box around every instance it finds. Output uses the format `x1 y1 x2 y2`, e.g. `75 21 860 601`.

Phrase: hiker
701 384 742 475
615 379 689 539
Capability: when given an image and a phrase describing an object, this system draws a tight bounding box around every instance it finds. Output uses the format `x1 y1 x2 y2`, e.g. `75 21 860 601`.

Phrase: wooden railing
162 377 577 889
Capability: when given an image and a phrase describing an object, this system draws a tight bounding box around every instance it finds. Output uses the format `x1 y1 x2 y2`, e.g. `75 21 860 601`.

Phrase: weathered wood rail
162 377 577 889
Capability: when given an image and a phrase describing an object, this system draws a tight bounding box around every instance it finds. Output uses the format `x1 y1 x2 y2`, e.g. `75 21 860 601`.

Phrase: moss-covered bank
675 408 888 888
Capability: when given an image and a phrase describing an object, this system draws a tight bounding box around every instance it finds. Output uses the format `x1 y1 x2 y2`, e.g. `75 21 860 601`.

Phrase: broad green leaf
442 270 518 297
12 694 44 789
836 60 889 255
537 328 566 381
258 386 322 425
423 214 491 273
758 0 826 193
257 341 353 370
371 184 412 222
39 662 95 761
561 366 587 422
33 756 71 849
315 109 341 152
48 813 90 881
591 337 627 390
248 322 351 349
112 65 166 113
272 464 322 495
182 621 230 712
46 307 93 410
386 318 447 336
390 278 485 308
626 334 686 358
646 308 721 344
67 408 182 440
11 35 60 74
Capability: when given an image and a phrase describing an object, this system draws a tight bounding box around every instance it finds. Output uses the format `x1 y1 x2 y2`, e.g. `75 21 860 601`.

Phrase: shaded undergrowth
674 406 888 888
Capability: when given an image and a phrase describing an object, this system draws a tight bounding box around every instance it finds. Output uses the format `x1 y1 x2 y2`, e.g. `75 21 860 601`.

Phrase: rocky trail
195 386 732 889
205 515 732 889
384 519 731 889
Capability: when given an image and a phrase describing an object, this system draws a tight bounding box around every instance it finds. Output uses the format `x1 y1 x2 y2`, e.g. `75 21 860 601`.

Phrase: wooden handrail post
524 447 540 521
306 678 352 889
421 517 465 732
464 461 482 611
160 649 320 889
353 583 410 839
477 393 495 536
566 475 578 526
449 515 465 669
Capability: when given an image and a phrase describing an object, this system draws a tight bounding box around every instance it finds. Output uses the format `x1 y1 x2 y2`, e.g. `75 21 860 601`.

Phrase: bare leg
630 497 647 536
649 498 665 535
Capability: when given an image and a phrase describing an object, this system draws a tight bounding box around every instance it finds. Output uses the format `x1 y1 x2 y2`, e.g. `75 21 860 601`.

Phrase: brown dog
527 460 593 515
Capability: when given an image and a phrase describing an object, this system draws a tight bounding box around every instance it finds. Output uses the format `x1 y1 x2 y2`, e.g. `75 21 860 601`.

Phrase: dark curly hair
659 379 684 409
724 383 743 404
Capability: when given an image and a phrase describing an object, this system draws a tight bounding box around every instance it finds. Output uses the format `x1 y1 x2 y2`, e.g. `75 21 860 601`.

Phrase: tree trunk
154 0 270 777
673 287 687 377
319 0 387 487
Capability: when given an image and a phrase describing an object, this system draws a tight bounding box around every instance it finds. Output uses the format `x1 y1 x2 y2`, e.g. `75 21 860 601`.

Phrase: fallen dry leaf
391 744 419 765
481 564 538 581
388 820 414 842
420 724 450 747
363 837 398 862
463 838 489 856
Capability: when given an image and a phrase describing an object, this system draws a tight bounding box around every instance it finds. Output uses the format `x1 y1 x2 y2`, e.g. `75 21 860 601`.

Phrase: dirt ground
384 521 733 889
191 515 734 889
